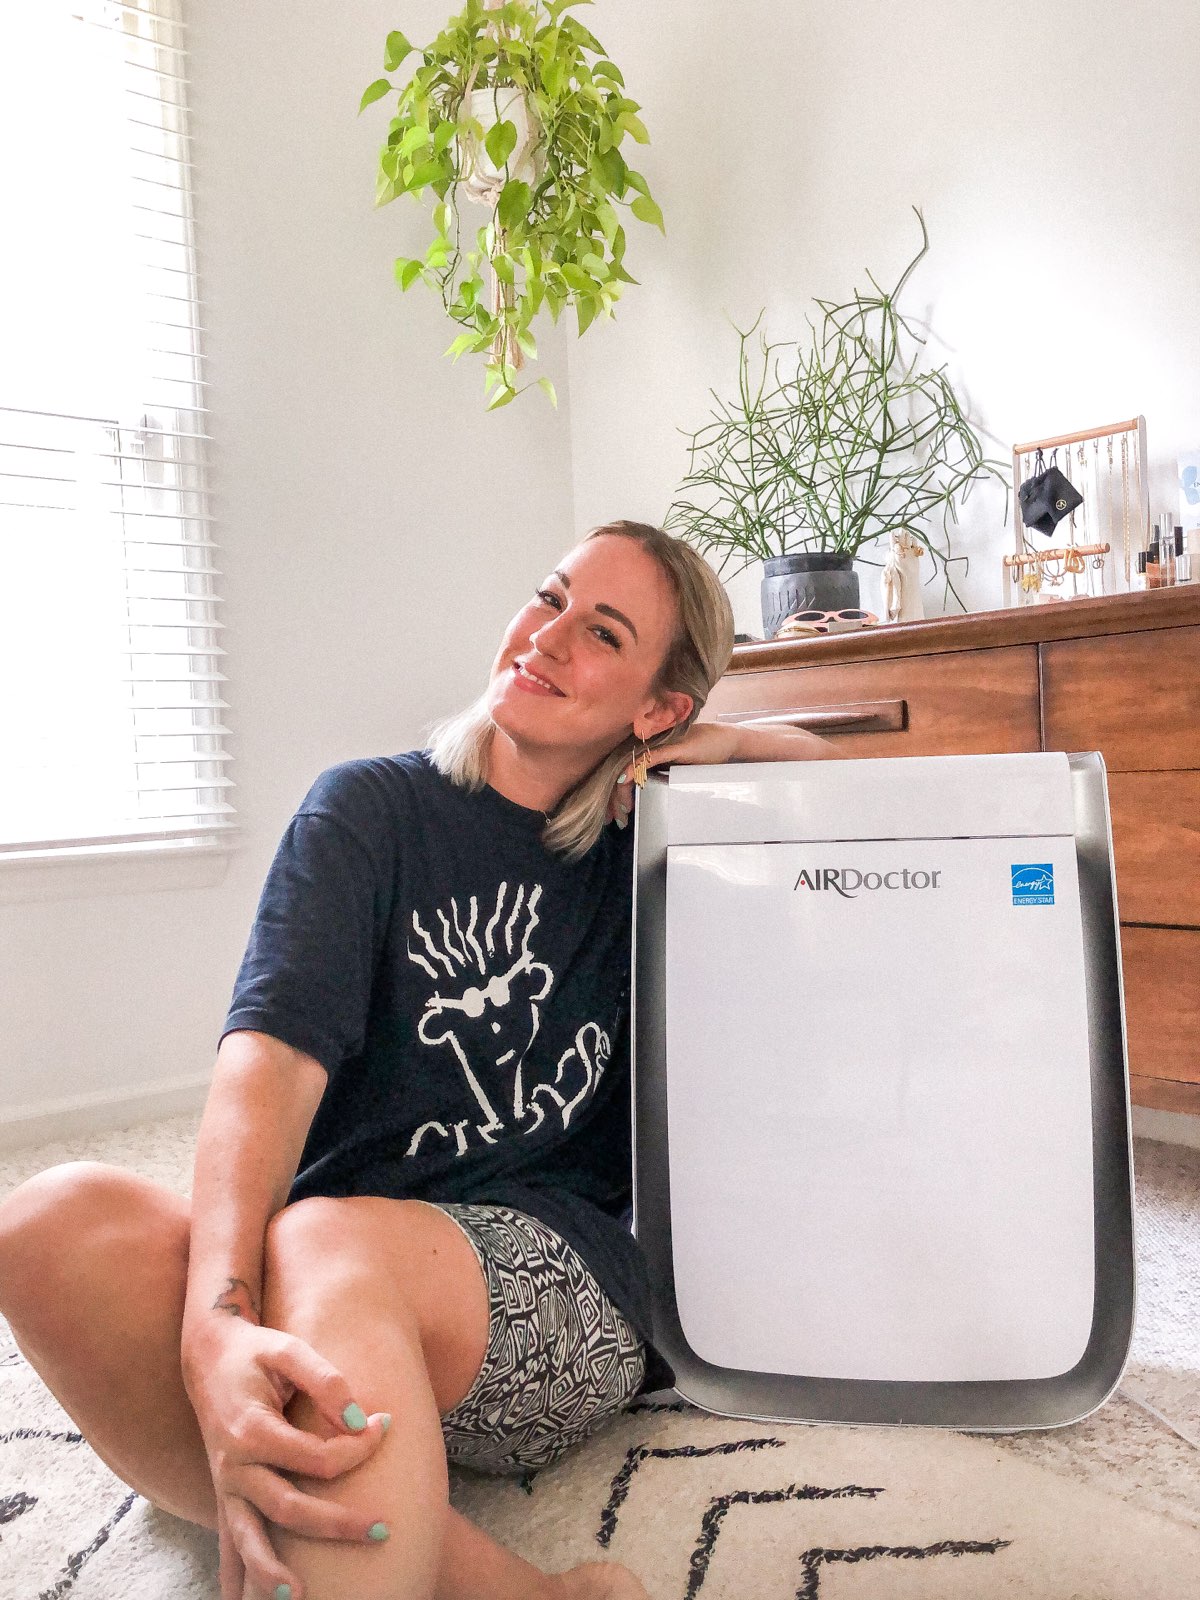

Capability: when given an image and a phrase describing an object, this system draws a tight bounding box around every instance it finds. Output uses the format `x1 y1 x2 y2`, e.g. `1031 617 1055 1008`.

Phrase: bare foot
549 1560 652 1600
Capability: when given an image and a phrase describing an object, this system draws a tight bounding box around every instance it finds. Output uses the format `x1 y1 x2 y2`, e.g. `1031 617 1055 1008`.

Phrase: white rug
2 1120 1198 1598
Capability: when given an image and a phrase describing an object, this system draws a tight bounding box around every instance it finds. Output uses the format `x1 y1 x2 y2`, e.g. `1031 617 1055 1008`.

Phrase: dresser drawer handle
716 699 908 735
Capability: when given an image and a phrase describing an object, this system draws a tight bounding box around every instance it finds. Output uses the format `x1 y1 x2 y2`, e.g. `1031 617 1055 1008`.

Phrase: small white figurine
881 530 925 623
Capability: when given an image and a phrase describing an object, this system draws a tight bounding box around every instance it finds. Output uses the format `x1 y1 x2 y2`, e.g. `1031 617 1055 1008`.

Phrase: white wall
568 0 1200 634
4 0 1198 1137
0 0 577 1133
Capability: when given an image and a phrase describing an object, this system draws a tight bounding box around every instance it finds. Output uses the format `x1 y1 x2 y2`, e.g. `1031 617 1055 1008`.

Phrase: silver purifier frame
630 752 1136 1430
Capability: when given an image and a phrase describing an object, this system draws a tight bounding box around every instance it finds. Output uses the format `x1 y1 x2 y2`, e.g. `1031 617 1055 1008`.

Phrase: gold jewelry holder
1008 416 1149 606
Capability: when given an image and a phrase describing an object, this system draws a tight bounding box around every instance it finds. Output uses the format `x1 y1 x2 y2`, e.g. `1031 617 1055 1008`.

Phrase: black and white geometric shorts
429 1202 648 1475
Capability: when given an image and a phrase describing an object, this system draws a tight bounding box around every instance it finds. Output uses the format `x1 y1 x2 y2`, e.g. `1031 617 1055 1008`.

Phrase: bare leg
0 1162 217 1520
0 1165 645 1598
257 1195 557 1600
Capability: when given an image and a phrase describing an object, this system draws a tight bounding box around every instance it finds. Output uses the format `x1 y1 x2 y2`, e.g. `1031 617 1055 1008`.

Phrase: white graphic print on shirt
404 881 612 1157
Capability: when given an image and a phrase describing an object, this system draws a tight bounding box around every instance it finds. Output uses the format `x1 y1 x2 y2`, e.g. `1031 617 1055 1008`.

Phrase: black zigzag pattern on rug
36 1489 138 1600
597 1438 790 1547
793 1538 1013 1598
0 1428 84 1445
438 1206 645 1474
1 1489 37 1524
686 1486 886 1600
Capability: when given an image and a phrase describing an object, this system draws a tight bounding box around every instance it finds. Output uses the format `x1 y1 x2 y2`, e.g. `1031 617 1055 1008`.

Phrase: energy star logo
1011 863 1055 905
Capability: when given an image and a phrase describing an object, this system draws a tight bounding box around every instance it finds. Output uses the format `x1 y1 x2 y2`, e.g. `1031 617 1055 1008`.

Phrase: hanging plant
360 0 665 410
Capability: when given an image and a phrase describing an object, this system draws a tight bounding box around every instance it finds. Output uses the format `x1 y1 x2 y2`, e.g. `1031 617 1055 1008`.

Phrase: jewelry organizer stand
1006 417 1150 606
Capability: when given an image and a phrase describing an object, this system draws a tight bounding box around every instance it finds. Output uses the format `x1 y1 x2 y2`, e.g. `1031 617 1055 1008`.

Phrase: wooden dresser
702 588 1200 1116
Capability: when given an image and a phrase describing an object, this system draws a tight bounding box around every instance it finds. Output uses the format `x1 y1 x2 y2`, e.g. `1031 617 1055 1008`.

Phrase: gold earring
631 726 651 788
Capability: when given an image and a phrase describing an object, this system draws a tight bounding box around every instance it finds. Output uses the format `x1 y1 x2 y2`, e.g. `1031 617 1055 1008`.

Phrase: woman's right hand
183 1316 391 1600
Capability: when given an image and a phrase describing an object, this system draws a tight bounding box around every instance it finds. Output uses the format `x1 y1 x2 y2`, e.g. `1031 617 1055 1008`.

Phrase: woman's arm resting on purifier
723 720 838 761
608 717 837 821
181 1029 389 1600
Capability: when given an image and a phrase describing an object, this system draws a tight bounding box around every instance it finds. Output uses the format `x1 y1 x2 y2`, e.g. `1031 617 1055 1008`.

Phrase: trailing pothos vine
361 0 664 409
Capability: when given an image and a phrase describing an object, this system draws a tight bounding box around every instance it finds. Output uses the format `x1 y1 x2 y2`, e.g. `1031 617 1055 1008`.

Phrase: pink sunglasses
780 608 878 634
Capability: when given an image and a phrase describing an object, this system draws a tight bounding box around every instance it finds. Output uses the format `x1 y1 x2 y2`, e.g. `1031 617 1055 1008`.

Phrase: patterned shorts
428 1203 647 1475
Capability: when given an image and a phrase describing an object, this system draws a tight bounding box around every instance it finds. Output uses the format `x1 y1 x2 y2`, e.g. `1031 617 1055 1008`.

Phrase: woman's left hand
608 720 835 827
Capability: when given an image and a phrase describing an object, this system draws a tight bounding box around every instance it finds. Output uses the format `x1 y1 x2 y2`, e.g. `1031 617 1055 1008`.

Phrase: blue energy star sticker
1011 863 1055 905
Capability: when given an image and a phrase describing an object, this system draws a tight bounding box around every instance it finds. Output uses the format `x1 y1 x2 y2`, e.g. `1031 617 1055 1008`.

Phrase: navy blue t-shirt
221 748 674 1395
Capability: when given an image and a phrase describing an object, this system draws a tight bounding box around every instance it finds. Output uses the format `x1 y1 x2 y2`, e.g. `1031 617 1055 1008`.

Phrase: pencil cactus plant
664 209 1009 612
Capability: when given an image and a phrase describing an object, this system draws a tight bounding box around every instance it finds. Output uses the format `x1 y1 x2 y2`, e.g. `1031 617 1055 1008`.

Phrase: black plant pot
761 552 860 638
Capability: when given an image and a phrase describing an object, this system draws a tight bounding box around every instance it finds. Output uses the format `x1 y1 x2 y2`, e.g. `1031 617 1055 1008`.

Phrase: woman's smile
511 659 566 697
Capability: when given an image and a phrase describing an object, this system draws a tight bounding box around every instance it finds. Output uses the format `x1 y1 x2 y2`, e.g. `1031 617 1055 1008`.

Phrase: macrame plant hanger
459 0 530 375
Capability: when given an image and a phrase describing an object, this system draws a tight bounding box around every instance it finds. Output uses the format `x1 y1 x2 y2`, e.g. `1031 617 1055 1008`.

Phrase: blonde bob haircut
424 520 736 861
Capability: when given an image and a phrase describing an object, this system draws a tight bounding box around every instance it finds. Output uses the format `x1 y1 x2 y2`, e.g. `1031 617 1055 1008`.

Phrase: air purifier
631 751 1134 1429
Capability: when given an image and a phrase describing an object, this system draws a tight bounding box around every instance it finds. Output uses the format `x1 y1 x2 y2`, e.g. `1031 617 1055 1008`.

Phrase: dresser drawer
1108 771 1200 927
705 646 1040 758
1121 925 1200 1087
1042 625 1200 770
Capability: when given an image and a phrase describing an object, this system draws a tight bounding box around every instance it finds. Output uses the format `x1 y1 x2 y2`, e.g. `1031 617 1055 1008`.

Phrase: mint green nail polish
274 1585 292 1600
379 1413 392 1434
342 1402 367 1431
368 1521 390 1542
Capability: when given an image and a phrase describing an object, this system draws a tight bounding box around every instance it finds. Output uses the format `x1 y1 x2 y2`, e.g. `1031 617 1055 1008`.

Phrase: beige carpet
1 1119 1197 1597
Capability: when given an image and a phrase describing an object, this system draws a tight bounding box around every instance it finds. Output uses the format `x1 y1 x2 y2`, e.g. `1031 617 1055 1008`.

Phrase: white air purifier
631 752 1134 1430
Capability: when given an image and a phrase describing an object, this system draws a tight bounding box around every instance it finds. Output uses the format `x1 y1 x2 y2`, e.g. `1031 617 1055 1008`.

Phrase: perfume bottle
1161 526 1177 586
1173 526 1191 584
1133 550 1148 591
1145 542 1162 588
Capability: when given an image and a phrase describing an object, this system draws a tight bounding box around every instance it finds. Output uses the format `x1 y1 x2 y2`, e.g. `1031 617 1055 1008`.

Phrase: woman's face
486 535 693 766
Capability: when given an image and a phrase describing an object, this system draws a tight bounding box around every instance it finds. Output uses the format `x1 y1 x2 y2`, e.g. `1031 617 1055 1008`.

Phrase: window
0 0 234 865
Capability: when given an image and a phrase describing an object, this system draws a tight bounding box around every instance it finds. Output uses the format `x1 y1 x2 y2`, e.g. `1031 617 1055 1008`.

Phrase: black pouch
1018 448 1084 536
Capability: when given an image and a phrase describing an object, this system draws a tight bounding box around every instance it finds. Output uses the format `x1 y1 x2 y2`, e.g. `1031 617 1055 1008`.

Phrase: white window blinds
0 0 233 860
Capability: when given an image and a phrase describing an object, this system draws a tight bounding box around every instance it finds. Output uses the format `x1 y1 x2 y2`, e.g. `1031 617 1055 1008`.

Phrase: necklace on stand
1120 431 1132 589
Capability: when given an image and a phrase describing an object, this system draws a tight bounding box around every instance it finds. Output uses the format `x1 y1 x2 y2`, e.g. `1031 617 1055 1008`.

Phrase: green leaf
384 30 413 71
445 332 477 361
538 376 558 406
576 297 598 337
359 78 393 114
516 326 538 359
398 124 427 159
593 59 625 86
486 382 519 410
630 194 665 231
595 197 619 246
408 160 444 190
616 111 649 144
484 117 518 169
432 121 457 155
594 145 627 195
580 251 607 277
543 56 566 98
394 257 424 290
492 252 515 284
433 201 452 237
497 179 532 230
560 262 592 293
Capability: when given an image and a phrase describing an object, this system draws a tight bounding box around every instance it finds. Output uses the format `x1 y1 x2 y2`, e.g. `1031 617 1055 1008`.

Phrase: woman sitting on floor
0 520 832 1600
